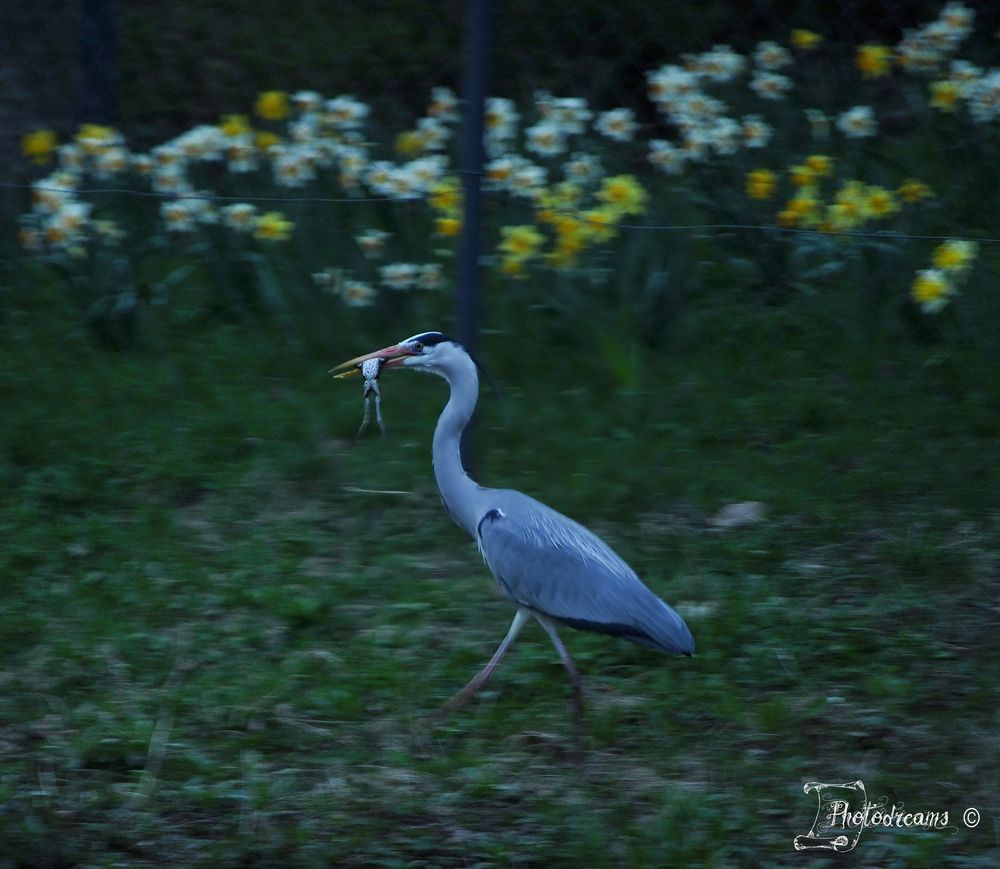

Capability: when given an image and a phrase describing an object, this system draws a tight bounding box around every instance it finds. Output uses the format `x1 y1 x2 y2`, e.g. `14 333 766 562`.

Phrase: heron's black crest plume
411 331 503 414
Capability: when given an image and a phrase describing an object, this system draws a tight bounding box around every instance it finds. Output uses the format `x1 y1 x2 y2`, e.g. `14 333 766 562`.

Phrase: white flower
416 117 451 151
648 140 686 175
508 161 547 199
427 86 460 123
708 117 742 155
379 263 420 290
222 203 258 232
563 152 603 184
355 229 391 258
341 280 376 307
484 97 519 142
740 114 773 149
837 105 877 138
403 155 448 192
272 145 317 187
647 64 700 106
226 136 258 174
525 120 567 156
536 94 592 134
754 40 792 71
687 45 746 82
160 199 196 232
417 263 445 290
324 96 370 130
152 166 191 195
292 90 323 113
749 71 792 101
595 108 637 142
968 69 1000 123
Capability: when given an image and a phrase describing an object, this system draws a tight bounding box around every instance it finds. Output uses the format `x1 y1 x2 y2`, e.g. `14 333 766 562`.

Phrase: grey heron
332 332 694 714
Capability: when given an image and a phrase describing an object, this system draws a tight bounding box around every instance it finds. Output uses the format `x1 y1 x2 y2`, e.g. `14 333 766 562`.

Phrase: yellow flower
580 207 620 241
745 168 777 200
428 179 461 214
791 29 823 50
254 211 294 241
804 154 833 176
856 44 893 78
538 182 583 213
596 175 648 216
395 130 425 158
911 269 954 312
929 80 961 112
22 129 57 164
255 90 289 121
220 114 252 136
789 164 815 188
778 194 821 227
932 239 977 271
864 185 898 219
898 179 932 202
499 225 544 258
435 216 462 236
255 131 280 150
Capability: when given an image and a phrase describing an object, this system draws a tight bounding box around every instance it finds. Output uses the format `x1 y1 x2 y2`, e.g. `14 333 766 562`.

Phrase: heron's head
330 331 468 379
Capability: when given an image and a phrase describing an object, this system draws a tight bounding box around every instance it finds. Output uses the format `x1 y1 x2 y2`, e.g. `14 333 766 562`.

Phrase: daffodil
911 268 954 312
254 211 293 241
435 217 462 237
898 179 933 202
746 169 777 200
929 80 962 112
864 186 898 219
932 239 977 271
804 154 833 177
596 175 648 216
499 225 545 259
220 114 252 137
856 44 893 78
255 90 289 121
498 225 545 276
22 129 57 164
791 29 823 51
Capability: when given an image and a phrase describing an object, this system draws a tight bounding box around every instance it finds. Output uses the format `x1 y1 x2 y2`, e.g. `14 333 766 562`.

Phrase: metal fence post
457 0 491 468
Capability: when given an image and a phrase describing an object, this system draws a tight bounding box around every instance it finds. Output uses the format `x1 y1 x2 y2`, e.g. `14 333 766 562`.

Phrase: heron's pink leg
441 608 530 713
534 614 585 715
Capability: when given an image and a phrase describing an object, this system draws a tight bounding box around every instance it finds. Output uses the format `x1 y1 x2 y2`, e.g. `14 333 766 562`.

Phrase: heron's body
333 332 694 714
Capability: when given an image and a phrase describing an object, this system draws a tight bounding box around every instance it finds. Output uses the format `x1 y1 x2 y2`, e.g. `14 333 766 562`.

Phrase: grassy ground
2 274 999 867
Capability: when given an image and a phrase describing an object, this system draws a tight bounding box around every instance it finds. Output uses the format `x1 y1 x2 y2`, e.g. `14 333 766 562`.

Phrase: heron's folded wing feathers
477 494 694 655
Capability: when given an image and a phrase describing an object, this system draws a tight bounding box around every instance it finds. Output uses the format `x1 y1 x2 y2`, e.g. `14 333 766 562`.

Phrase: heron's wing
477 492 694 655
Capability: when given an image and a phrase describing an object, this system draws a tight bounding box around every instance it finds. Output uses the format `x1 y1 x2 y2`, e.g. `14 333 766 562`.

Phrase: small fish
356 357 385 437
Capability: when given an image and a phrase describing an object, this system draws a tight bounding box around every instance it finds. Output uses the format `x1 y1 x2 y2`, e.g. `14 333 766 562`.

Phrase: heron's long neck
433 357 483 537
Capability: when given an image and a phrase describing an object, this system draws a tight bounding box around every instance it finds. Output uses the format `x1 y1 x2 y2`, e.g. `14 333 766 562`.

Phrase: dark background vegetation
2 1 999 866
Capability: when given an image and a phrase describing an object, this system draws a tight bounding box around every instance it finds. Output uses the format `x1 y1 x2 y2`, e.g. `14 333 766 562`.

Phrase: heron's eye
412 341 424 352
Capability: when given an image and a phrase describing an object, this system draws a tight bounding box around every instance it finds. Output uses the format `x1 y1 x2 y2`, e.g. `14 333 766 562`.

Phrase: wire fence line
7 181 1000 247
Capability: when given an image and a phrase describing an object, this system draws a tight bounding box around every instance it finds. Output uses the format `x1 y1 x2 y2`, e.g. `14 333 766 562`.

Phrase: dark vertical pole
79 0 118 124
457 0 491 469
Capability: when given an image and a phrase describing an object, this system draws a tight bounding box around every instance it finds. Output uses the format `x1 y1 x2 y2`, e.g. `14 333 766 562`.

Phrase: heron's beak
329 343 415 379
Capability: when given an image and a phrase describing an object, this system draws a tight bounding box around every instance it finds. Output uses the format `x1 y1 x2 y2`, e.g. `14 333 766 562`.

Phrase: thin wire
5 180 1000 245
612 221 1000 245
1 181 422 205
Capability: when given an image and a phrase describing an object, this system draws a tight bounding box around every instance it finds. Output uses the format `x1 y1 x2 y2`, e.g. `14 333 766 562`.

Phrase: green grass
2 277 999 867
